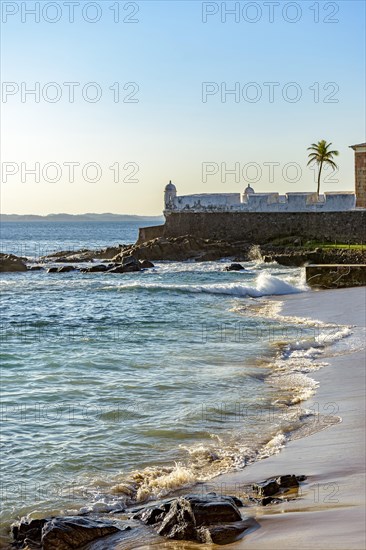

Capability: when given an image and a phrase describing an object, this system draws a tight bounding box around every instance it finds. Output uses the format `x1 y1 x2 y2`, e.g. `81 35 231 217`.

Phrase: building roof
350 143 366 149
165 180 176 191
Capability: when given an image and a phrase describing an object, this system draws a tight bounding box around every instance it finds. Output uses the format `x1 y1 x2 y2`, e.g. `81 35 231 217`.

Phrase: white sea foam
104 272 308 298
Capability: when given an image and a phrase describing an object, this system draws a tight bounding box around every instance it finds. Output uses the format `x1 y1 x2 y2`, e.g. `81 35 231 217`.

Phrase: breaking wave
103 272 308 298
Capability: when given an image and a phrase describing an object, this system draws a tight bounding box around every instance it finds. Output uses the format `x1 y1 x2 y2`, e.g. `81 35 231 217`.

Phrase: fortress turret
164 180 177 210
244 184 255 195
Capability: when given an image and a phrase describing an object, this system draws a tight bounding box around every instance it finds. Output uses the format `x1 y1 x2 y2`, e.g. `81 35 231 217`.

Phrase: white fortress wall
176 193 241 209
169 191 356 212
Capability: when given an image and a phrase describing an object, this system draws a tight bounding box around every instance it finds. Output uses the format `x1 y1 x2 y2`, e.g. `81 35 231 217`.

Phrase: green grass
307 242 365 250
267 237 365 250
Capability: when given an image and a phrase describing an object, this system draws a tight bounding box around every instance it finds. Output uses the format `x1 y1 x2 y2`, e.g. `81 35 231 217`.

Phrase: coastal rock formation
11 518 47 548
0 253 27 272
30 237 366 268
57 265 76 273
39 246 125 263
250 474 306 505
225 263 245 271
111 236 250 263
42 517 121 549
135 493 253 544
262 247 366 267
79 264 111 273
120 255 141 272
140 259 155 269
45 257 154 275
11 516 123 549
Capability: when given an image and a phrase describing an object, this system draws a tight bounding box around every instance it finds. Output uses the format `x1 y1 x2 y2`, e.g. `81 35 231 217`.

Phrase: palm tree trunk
317 161 323 195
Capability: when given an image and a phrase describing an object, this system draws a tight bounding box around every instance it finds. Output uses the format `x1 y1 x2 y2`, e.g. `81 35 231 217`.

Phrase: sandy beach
129 287 365 550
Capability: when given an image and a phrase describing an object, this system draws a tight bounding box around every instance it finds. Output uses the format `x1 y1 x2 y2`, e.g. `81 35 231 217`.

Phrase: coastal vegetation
307 140 339 195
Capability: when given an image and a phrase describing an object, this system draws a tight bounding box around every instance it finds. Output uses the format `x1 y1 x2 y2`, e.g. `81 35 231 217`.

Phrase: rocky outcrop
40 246 126 263
134 493 254 544
225 263 245 271
45 257 154 275
28 236 366 267
79 264 112 273
118 256 141 272
111 236 251 263
250 474 306 506
0 254 27 272
10 476 306 548
11 516 124 549
262 247 366 267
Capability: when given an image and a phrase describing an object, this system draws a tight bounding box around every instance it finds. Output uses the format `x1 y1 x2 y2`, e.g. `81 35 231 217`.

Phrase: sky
1 0 365 215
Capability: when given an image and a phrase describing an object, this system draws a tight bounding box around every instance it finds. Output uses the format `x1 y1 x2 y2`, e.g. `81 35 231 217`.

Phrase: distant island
0 213 164 223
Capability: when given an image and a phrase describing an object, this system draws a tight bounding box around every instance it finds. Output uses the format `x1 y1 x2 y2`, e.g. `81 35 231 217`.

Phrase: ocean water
0 222 358 544
0 220 160 259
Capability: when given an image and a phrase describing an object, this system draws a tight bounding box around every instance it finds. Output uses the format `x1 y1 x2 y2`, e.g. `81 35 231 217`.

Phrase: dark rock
57 265 76 273
152 495 243 542
139 259 155 269
184 494 242 525
80 264 110 273
225 263 245 271
0 253 27 273
121 256 141 272
27 266 44 271
47 267 59 273
138 506 167 525
276 475 299 488
204 492 243 508
157 499 197 541
197 519 255 544
252 480 279 497
296 475 307 482
11 518 47 547
106 266 128 274
252 475 305 501
41 516 120 550
227 495 244 508
259 496 281 506
106 256 142 274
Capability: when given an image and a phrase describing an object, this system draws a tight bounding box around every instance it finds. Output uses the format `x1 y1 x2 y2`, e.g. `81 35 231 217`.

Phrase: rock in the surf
57 265 77 273
139 494 246 543
41 516 122 549
139 259 155 269
225 263 245 271
196 519 256 544
121 256 141 272
0 253 27 272
11 517 47 547
80 264 110 273
252 474 305 498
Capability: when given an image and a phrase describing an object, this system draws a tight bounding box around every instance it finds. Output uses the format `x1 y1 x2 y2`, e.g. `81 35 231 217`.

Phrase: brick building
350 143 366 208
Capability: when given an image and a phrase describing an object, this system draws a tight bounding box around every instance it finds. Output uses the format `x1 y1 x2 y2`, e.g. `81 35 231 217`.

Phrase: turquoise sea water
0 222 357 545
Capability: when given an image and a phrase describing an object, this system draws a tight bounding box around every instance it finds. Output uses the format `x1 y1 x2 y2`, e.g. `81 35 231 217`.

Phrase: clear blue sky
1 0 365 214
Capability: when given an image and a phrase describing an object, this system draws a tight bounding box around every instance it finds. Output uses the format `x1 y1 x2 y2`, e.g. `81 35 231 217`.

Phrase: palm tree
307 140 339 195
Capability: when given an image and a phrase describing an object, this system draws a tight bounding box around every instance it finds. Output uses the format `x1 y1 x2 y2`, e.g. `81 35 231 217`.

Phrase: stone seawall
138 224 166 243
138 210 366 244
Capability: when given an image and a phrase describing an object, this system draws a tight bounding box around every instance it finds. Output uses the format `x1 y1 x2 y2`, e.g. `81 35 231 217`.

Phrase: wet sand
133 287 365 549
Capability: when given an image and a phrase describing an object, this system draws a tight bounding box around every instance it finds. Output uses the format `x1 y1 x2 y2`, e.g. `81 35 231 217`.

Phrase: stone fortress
164 183 356 213
139 143 366 245
164 142 366 213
